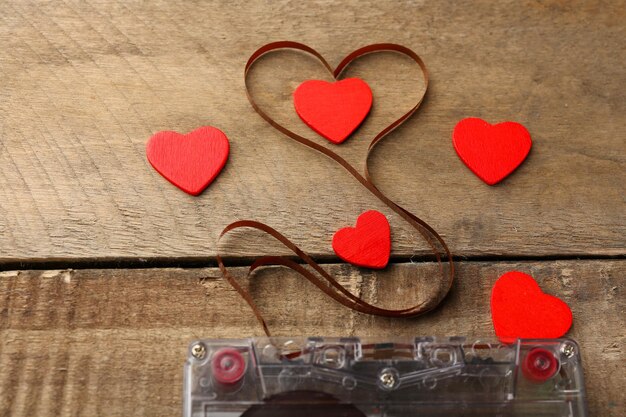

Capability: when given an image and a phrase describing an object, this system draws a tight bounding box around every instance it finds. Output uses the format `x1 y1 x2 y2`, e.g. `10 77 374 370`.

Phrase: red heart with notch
491 271 573 343
332 210 390 269
452 117 532 185
294 78 373 144
146 126 229 196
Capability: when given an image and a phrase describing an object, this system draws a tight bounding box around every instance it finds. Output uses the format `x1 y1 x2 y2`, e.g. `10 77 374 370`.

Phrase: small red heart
146 126 229 196
491 271 573 343
332 210 390 269
294 78 373 144
452 117 532 185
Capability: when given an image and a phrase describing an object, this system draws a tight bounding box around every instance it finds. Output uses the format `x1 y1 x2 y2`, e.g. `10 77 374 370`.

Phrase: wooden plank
0 1 624 262
0 260 624 416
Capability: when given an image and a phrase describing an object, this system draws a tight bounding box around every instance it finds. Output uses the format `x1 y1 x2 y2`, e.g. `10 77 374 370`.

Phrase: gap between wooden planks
0 260 624 417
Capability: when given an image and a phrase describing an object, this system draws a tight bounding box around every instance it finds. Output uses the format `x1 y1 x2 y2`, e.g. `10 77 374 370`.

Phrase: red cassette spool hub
211 348 246 385
522 348 559 383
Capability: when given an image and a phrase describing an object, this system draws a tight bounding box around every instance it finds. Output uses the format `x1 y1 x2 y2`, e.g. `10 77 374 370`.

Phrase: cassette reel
183 337 587 417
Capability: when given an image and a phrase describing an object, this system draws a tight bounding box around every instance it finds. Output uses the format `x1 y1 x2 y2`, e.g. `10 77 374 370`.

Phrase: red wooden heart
146 126 229 196
294 78 373 144
452 117 532 185
332 210 390 269
491 271 573 343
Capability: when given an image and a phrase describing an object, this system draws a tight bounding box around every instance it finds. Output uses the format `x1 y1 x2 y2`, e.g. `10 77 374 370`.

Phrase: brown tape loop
217 42 454 335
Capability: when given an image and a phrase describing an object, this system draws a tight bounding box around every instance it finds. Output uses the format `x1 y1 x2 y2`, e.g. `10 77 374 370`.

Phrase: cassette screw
191 343 207 360
560 342 576 358
379 371 398 390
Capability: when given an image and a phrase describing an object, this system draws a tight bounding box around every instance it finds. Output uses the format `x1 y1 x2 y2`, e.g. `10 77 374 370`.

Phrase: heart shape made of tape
235 42 454 330
491 271 573 343
146 126 229 196
452 117 532 185
294 78 373 144
245 42 429 161
332 210 391 269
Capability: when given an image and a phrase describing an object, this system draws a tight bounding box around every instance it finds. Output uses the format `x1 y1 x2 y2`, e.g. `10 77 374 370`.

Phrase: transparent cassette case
183 337 587 417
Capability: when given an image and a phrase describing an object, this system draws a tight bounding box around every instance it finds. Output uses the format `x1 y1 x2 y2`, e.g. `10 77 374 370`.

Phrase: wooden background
0 0 624 416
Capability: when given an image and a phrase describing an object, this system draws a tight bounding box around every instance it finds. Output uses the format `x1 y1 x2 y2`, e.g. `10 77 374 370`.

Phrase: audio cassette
183 336 587 416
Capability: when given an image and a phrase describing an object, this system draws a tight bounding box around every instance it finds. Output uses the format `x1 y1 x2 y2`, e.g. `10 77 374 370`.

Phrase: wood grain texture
0 0 624 262
0 260 624 416
1 2 623 417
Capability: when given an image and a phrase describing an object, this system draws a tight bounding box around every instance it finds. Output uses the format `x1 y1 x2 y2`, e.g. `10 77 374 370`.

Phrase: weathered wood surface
0 1 624 417
1 0 625 263
0 260 623 416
